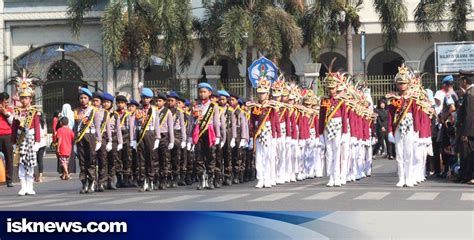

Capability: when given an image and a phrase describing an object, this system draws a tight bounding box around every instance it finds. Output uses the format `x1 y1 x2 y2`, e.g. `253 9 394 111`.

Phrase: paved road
0 155 473 211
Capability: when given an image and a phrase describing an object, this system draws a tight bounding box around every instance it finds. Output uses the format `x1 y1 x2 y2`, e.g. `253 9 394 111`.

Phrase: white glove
187 142 192 151
117 143 123 151
168 142 174 150
230 138 236 148
153 139 160 150
33 143 39 152
319 136 325 145
131 140 137 150
13 144 16 152
215 138 220 146
388 132 395 144
249 139 254 149
239 139 247 148
220 140 225 149
95 142 102 151
181 142 186 149
106 142 113 152
190 144 195 152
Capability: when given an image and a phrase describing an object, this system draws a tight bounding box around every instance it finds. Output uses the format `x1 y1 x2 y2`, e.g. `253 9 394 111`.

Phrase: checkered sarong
257 123 272 147
398 113 413 137
280 123 287 136
19 130 37 174
326 118 342 141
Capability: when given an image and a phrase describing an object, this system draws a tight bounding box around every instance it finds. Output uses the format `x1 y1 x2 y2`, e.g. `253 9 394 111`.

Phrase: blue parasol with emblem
247 57 279 88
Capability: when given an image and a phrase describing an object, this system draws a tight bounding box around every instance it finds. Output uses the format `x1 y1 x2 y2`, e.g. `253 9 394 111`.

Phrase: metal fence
143 74 438 103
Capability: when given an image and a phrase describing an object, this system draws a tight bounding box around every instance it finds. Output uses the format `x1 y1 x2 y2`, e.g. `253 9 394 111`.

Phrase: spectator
373 98 393 159
437 75 458 177
35 114 48 182
456 70 474 185
0 92 14 187
56 117 75 180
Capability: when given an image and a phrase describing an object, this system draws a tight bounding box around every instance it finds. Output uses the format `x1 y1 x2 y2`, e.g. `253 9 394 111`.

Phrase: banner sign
435 42 474 73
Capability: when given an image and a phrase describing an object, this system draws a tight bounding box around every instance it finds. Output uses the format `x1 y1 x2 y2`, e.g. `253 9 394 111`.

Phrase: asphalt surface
0 154 473 211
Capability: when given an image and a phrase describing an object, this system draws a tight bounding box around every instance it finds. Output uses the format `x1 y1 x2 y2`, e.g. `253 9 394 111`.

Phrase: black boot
196 175 205 190
97 183 105 192
171 175 178 188
165 176 171 188
214 175 222 188
232 175 239 184
207 174 215 190
185 174 193 185
109 177 117 190
123 175 131 188
116 174 124 188
138 180 147 192
147 178 154 191
86 179 95 194
239 172 244 183
178 174 186 186
80 180 88 194
159 176 166 190
131 177 139 187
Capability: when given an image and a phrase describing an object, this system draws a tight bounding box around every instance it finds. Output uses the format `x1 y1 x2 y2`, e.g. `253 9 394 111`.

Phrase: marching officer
166 91 186 187
115 95 134 188
154 93 174 190
229 92 249 184
102 92 123 190
127 99 140 187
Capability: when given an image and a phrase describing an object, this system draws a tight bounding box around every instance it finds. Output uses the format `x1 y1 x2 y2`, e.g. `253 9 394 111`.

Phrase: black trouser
170 131 182 178
156 133 171 179
36 146 46 174
373 130 387 155
460 137 474 181
428 138 441 174
195 132 216 176
107 135 119 182
0 134 13 184
131 148 138 180
222 137 233 179
232 137 245 176
245 147 255 177
117 131 132 178
77 133 97 182
97 136 108 185
137 131 155 182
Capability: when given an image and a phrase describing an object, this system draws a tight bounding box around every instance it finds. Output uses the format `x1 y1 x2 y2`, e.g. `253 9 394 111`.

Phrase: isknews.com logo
6 218 127 233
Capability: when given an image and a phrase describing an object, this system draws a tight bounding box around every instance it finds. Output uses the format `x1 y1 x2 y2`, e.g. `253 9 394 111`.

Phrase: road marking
460 193 474 201
100 196 156 205
8 199 64 208
372 165 383 170
249 193 295 202
354 192 390 200
148 195 203 203
46 197 112 206
407 192 439 200
303 191 344 200
200 194 249 203
0 200 21 206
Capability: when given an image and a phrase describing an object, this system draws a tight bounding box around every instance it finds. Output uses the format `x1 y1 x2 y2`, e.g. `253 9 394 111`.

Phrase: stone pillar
203 65 222 91
304 63 321 92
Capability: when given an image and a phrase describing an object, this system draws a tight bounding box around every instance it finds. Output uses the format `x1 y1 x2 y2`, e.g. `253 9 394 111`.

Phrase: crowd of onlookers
372 70 474 185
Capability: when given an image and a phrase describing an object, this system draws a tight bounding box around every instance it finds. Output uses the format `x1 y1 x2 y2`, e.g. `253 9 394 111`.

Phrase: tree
193 0 303 66
414 0 472 41
373 0 408 50
67 0 193 99
301 0 362 74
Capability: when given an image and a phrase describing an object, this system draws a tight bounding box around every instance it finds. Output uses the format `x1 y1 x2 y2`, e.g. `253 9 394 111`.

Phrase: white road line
354 192 390 200
460 193 474 201
249 193 295 202
372 165 383 170
8 199 64 208
0 200 22 206
407 192 439 200
200 194 249 203
303 192 345 200
148 195 203 203
100 196 157 205
46 197 112 206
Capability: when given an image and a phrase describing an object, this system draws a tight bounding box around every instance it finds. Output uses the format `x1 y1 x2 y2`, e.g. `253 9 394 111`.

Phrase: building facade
0 0 473 122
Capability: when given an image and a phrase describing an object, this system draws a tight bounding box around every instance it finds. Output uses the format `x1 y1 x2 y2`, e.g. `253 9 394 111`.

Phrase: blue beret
229 91 239 99
92 91 103 100
79 88 92 98
102 92 114 102
156 93 167 100
141 88 154 98
238 98 245 106
167 91 180 99
218 90 230 97
116 95 128 103
185 100 191 107
442 75 454 84
128 99 140 106
198 82 213 92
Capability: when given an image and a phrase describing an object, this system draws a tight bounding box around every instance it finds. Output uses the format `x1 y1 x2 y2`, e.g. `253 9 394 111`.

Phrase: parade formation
5 57 460 196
